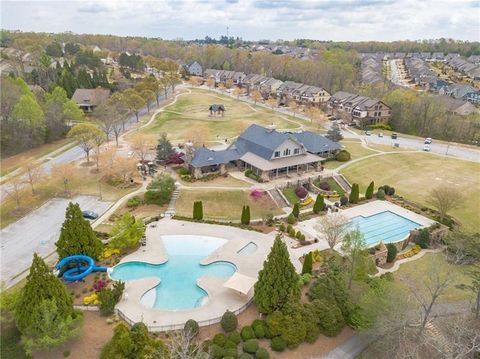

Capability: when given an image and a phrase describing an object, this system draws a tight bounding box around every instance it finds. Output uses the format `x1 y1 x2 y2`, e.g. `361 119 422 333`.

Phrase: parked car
423 144 431 152
424 137 432 144
365 130 372 136
378 132 384 138
82 210 98 220
391 133 398 139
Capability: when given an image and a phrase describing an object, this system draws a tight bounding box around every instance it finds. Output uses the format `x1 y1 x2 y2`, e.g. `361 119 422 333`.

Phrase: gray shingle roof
190 147 240 168
290 131 342 153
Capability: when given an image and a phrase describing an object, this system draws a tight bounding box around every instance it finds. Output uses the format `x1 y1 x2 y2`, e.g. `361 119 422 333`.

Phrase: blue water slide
55 255 107 281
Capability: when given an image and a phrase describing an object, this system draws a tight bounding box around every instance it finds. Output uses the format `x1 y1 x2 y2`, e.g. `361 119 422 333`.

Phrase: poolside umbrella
223 272 256 296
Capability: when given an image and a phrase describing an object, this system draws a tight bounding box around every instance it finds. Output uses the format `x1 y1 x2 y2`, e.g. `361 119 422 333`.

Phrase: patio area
113 218 276 331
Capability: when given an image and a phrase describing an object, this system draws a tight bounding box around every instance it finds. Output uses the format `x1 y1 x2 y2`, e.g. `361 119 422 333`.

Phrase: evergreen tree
241 206 246 224
292 203 300 218
254 236 300 314
198 200 203 220
15 253 76 336
313 194 324 214
193 201 204 220
365 181 374 199
156 133 173 161
55 202 103 260
193 201 198 219
245 205 251 225
349 184 359 204
302 252 313 275
326 122 343 142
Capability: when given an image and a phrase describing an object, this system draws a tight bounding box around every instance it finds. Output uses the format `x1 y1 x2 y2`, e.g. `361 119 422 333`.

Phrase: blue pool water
348 211 422 247
110 235 236 310
237 242 258 255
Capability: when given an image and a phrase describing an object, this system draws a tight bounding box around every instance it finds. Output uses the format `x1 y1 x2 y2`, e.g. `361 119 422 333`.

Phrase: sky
1 0 479 42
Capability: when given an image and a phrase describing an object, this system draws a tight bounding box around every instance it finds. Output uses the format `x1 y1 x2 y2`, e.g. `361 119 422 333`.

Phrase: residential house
438 96 476 116
327 91 391 125
185 124 341 180
203 69 246 85
463 91 480 104
182 61 203 76
71 88 111 112
440 84 477 99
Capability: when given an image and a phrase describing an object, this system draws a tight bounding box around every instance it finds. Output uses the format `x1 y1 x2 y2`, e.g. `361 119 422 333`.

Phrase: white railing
116 298 254 332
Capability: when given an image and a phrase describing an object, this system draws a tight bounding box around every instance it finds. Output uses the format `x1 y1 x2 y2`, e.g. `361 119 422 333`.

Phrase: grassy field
394 252 474 303
340 152 480 232
175 189 284 220
0 138 74 178
282 187 300 205
139 89 304 143
323 141 377 169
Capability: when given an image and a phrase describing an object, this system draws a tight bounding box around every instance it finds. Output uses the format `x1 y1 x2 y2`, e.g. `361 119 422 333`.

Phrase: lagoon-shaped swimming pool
349 211 422 247
110 235 236 310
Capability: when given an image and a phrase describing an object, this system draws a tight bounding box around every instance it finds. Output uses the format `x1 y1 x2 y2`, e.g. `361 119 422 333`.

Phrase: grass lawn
175 189 283 220
0 138 74 178
314 177 345 196
138 88 304 142
323 141 377 169
282 187 300 205
340 152 480 232
394 252 474 303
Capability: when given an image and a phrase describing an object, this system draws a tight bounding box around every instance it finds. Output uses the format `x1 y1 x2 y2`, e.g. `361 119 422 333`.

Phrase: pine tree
254 236 300 314
349 184 359 204
365 181 374 199
15 254 76 334
302 252 313 275
193 201 203 220
241 205 251 225
313 194 324 214
326 122 343 142
246 206 251 225
198 201 203 220
241 206 246 224
292 203 300 218
55 202 103 260
193 201 198 219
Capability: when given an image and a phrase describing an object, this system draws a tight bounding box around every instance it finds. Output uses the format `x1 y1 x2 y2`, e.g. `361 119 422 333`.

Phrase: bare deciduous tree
50 163 79 197
266 96 277 110
157 328 204 359
315 212 349 249
130 133 155 162
427 185 463 222
4 176 26 209
250 90 262 104
233 86 244 98
23 164 43 195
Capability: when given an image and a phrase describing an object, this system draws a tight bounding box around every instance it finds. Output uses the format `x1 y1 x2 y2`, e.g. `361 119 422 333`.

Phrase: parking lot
0 195 112 287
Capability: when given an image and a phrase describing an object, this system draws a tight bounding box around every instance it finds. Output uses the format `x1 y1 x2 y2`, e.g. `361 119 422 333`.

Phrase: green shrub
144 174 175 205
301 273 312 284
184 319 199 337
176 167 190 176
335 150 351 162
255 348 270 359
349 183 359 204
98 281 125 316
313 194 324 214
376 188 385 200
242 339 259 354
365 181 374 200
213 333 227 347
314 299 345 336
270 336 286 352
288 227 296 237
210 344 224 359
221 310 238 333
241 206 251 225
265 311 284 338
126 196 140 208
340 195 348 206
292 203 300 218
295 231 302 240
286 213 296 224
415 228 431 249
252 319 266 338
63 350 71 357
223 347 238 358
278 223 286 232
193 201 204 220
240 326 255 341
238 354 253 359
227 331 242 345
386 244 398 263
224 340 237 349
302 252 313 275
245 169 263 183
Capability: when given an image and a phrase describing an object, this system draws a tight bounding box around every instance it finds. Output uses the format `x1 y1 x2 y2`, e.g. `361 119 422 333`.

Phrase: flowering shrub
397 245 421 259
93 280 108 292
250 189 265 200
99 248 121 260
318 181 331 191
295 186 308 199
301 197 313 207
83 293 101 305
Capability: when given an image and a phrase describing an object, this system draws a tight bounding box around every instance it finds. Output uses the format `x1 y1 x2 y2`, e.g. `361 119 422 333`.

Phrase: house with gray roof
184 124 341 180
182 61 203 76
72 88 110 112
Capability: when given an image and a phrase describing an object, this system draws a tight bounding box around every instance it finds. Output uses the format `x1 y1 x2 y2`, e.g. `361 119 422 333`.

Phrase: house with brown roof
72 88 111 112
327 91 391 126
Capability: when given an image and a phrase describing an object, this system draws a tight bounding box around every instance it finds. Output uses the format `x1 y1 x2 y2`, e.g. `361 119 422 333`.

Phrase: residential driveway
0 195 112 287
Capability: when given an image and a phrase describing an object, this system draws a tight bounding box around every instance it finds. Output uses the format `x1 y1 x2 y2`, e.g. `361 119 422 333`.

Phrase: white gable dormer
271 138 305 159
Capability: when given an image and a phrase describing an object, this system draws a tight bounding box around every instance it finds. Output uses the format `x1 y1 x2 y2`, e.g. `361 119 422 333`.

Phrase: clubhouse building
184 124 342 181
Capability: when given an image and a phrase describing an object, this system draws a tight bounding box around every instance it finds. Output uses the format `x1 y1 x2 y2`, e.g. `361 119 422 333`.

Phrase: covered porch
240 152 324 181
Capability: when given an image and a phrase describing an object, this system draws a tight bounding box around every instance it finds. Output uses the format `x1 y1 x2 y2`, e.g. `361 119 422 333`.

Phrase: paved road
342 128 480 162
0 195 112 287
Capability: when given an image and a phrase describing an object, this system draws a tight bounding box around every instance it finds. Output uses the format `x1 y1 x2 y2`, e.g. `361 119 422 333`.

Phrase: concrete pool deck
294 200 436 255
114 218 276 331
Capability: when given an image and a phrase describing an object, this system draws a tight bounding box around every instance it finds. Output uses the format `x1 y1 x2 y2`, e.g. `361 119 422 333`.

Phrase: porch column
276 168 278 178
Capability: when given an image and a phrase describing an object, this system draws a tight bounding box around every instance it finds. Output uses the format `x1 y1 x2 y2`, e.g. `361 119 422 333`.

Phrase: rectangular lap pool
349 211 422 247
